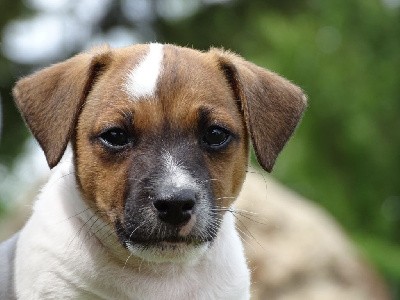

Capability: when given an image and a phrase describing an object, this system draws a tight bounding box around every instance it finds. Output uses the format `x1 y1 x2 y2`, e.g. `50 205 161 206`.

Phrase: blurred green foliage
0 2 33 172
0 0 399 296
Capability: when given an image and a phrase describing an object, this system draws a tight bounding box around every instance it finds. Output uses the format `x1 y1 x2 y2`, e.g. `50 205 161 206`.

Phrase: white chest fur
14 160 250 300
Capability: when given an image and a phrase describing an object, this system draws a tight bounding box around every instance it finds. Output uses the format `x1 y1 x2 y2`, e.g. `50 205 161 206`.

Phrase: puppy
0 43 306 299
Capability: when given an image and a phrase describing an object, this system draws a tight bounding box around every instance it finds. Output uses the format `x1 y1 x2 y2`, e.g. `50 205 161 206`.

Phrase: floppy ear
13 48 112 168
211 49 307 172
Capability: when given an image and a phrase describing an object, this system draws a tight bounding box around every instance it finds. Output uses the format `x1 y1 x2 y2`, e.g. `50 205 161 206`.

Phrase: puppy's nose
153 190 196 226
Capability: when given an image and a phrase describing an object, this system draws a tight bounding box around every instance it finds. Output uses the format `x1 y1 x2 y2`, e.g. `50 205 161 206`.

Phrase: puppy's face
75 45 249 261
13 43 306 262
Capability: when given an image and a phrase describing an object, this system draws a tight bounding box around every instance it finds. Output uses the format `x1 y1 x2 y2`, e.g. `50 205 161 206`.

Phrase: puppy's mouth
114 219 216 263
125 236 204 246
115 220 214 249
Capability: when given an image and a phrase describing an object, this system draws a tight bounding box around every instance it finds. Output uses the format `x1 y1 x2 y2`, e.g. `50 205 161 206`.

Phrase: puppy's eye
99 128 130 149
203 126 231 149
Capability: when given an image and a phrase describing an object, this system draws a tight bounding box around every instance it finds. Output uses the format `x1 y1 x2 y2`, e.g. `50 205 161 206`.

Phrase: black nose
153 190 196 226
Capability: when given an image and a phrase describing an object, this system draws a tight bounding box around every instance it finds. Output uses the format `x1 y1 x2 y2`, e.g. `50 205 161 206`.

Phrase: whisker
233 223 257 251
198 178 221 184
212 206 270 226
215 196 237 200
128 222 145 240
232 213 265 251
123 221 148 270
231 211 270 227
123 252 134 270
67 213 98 248
56 206 94 224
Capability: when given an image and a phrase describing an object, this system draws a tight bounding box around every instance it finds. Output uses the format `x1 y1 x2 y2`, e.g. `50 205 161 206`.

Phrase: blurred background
0 0 399 298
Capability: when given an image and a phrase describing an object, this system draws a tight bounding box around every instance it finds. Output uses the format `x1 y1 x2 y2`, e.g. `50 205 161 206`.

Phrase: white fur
125 237 209 265
163 152 191 188
161 152 199 194
10 159 250 299
124 43 164 99
0 233 18 299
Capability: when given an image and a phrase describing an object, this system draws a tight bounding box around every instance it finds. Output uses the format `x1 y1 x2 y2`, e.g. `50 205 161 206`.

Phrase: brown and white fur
0 43 306 299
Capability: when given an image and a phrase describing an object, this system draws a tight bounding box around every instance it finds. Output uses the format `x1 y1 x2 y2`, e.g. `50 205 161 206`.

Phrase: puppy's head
13 44 306 262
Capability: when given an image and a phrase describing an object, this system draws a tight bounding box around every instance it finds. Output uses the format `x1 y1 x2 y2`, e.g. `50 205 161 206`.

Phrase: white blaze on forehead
162 152 197 192
124 43 164 99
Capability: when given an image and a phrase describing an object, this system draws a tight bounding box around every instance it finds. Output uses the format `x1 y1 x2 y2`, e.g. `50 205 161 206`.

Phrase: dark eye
99 128 130 149
203 126 231 149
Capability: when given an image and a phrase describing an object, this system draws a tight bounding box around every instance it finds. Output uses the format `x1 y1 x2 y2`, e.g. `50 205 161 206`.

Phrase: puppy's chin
114 214 219 263
126 241 210 264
